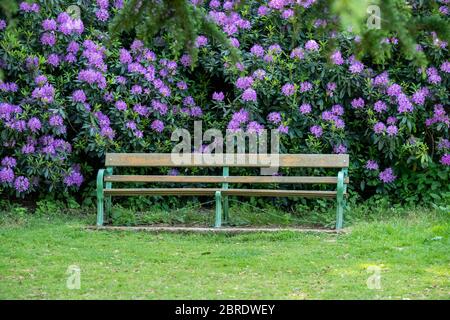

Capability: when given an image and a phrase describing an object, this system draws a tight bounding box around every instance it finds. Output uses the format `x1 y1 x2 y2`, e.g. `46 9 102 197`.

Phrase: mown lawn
0 209 449 299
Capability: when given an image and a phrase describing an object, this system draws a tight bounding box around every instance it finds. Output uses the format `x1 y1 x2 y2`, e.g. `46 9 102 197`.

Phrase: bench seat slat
105 153 349 168
104 175 349 184
104 188 339 198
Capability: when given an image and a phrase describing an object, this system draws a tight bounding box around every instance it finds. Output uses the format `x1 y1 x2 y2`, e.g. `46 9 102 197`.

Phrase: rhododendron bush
0 0 448 203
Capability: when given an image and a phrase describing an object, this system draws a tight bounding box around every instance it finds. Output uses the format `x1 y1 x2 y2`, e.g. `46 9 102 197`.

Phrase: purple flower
387 83 403 97
190 106 203 117
373 122 386 134
331 50 344 65
180 54 192 67
268 44 282 54
49 115 64 127
195 35 208 48
20 2 40 13
115 100 127 111
379 168 396 183
349 60 364 73
277 124 289 134
412 88 429 105
212 91 225 101
236 76 254 89
250 44 264 57
41 33 56 46
151 119 165 133
27 117 41 133
333 144 347 154
14 176 30 193
386 125 398 136
387 116 397 125
229 37 240 48
231 109 249 124
42 19 57 31
72 90 86 103
281 9 294 19
35 75 48 86
310 125 323 138
64 170 84 187
242 88 257 102
258 5 269 15
397 94 413 113
351 98 365 109
1 156 16 168
32 84 55 103
365 160 379 171
299 103 312 114
426 67 442 84
97 0 109 9
332 104 344 116
0 20 6 30
131 85 143 95
437 139 450 150
300 81 313 92
0 167 14 183
67 41 80 53
267 112 282 124
247 121 264 134
305 40 319 51
95 9 110 22
281 83 295 96
47 54 60 67
133 104 149 117
440 154 450 166
440 61 450 73
78 69 106 88
168 168 179 176
374 101 387 113
290 48 304 60
373 71 389 86
119 49 132 64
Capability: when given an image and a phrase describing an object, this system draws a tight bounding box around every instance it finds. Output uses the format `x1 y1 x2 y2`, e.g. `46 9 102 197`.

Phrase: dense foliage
0 0 449 204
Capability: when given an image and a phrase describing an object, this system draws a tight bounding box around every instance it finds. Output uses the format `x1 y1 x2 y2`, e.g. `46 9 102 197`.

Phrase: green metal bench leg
105 167 113 221
215 191 222 228
335 169 345 230
96 169 105 226
222 167 229 223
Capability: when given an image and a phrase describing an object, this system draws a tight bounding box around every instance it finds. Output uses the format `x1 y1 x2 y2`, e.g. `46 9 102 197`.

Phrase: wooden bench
96 153 349 229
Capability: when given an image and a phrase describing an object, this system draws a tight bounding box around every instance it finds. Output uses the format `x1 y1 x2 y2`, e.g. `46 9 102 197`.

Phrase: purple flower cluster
64 167 84 187
365 160 379 171
151 119 165 133
379 168 396 183
322 105 345 129
31 83 55 104
310 125 323 138
19 2 40 13
281 83 295 96
425 105 449 127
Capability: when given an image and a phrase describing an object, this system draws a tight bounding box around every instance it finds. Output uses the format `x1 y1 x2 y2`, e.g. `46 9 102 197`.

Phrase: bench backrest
105 153 349 168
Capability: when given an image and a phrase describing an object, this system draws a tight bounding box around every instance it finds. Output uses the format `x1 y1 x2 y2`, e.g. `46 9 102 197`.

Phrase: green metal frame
96 163 349 230
96 167 113 226
335 168 348 230
222 167 229 224
215 191 222 228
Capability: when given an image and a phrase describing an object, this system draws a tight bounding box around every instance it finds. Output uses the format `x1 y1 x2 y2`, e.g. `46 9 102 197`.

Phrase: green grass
0 206 449 299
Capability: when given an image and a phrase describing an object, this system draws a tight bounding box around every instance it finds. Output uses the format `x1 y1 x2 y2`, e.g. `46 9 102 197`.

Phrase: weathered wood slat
104 188 339 198
104 175 350 184
222 189 337 198
105 153 349 168
104 188 217 196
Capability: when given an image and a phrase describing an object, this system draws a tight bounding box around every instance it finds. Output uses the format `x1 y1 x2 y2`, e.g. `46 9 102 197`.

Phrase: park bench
96 153 349 229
